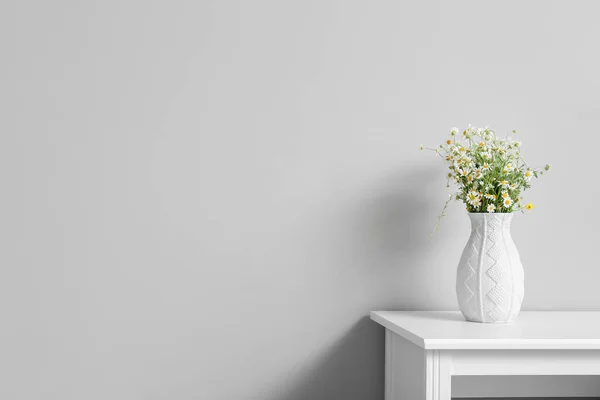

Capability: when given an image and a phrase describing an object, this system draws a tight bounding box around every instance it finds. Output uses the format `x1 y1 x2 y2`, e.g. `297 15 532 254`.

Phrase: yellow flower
446 139 452 145
525 203 534 210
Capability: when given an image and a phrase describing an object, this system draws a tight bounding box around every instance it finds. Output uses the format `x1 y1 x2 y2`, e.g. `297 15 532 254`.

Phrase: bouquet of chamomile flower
422 125 549 231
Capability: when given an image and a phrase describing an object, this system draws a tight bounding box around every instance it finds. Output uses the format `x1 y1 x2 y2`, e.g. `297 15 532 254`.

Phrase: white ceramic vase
456 213 524 323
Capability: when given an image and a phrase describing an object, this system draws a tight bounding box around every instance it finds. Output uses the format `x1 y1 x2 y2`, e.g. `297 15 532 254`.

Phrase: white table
371 311 600 400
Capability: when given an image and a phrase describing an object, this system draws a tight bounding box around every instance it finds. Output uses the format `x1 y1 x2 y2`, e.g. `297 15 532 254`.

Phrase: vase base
464 317 517 324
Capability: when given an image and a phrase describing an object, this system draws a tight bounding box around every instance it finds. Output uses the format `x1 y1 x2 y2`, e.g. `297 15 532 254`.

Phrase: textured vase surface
456 213 524 323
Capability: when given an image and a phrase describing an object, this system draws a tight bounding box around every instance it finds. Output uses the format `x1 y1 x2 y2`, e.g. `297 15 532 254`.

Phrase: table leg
385 330 452 400
425 350 452 400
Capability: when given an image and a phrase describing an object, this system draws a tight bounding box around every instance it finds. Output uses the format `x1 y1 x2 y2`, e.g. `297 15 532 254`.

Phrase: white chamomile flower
474 169 483 179
503 163 514 173
502 197 513 208
487 204 496 213
499 179 510 188
482 163 490 171
466 190 480 206
510 183 518 190
450 127 459 136
484 193 497 201
501 191 510 199
524 169 533 181
478 141 486 148
482 151 491 160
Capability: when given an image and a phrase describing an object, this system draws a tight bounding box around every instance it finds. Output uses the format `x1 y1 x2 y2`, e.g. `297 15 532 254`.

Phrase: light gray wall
2 1 600 399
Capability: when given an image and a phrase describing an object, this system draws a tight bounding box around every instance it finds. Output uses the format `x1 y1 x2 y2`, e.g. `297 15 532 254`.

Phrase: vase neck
468 212 514 231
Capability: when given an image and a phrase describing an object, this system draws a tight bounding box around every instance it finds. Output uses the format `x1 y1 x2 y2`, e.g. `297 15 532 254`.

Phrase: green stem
431 195 454 236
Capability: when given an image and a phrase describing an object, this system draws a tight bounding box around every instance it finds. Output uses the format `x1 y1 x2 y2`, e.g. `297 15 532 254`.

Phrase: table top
371 311 600 350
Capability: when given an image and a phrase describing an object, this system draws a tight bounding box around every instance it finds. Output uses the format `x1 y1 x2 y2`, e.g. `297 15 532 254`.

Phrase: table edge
370 311 600 350
370 311 426 348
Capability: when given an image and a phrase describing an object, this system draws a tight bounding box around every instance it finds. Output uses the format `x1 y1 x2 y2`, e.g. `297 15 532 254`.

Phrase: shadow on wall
358 166 446 310
270 166 442 400
272 316 384 400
